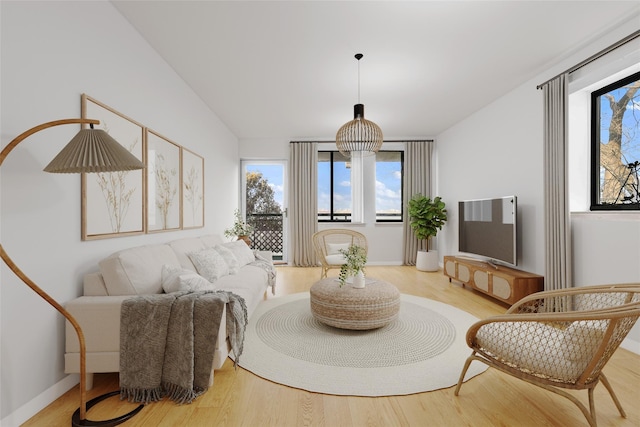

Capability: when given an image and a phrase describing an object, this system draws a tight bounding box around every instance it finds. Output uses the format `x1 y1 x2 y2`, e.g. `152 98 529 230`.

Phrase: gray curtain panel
542 74 572 299
402 140 433 265
289 142 318 266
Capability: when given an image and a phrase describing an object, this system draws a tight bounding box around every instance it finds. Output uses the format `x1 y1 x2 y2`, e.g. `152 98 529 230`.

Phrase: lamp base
71 391 143 427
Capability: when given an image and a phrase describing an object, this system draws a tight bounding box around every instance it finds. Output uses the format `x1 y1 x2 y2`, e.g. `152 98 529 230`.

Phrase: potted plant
223 209 254 246
408 194 447 271
338 244 367 288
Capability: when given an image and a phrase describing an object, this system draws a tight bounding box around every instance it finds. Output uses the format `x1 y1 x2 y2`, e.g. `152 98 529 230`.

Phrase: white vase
352 270 366 288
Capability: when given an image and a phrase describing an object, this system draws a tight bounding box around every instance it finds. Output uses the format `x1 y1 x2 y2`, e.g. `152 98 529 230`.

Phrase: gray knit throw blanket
119 290 247 404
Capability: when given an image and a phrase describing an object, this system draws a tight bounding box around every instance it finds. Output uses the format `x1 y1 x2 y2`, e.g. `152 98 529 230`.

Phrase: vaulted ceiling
112 1 640 140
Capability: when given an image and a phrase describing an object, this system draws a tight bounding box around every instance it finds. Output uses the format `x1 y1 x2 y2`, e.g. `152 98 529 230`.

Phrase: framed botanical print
182 147 204 229
146 129 181 232
81 94 145 240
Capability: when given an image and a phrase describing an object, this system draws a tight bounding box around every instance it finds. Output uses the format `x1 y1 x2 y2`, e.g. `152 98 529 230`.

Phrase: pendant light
336 53 383 157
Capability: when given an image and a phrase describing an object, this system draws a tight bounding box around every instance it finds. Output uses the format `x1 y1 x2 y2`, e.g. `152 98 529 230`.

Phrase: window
318 149 405 222
375 151 403 221
318 151 351 221
590 70 640 210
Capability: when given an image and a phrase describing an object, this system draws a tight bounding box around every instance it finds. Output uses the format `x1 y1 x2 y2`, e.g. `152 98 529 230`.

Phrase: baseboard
1 374 79 427
366 261 404 266
621 336 640 355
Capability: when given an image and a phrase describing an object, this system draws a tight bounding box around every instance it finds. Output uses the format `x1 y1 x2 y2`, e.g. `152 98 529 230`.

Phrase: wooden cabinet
443 256 544 305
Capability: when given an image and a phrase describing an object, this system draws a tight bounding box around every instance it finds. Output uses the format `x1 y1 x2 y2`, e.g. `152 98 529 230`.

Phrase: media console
443 256 544 305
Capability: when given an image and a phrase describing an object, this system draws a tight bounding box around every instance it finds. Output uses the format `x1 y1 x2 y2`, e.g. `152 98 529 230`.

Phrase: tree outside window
591 70 640 210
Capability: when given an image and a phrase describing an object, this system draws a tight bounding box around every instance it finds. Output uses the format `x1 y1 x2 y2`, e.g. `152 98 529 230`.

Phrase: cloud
339 180 351 187
376 180 401 199
269 183 284 194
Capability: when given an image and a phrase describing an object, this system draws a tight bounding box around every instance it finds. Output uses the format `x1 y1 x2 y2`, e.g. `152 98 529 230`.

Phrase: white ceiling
112 1 640 140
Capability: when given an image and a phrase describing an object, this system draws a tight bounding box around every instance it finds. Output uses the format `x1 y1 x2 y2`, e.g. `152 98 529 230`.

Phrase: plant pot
237 235 251 247
416 250 439 272
352 271 366 288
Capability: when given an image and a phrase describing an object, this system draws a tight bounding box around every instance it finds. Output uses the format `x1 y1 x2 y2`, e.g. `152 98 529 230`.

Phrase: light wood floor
24 266 640 427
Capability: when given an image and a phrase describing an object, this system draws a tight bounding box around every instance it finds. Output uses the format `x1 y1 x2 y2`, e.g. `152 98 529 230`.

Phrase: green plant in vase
223 209 254 245
408 194 447 271
338 244 367 287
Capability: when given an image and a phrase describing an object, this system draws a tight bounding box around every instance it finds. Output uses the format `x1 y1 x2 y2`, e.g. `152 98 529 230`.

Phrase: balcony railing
247 213 283 259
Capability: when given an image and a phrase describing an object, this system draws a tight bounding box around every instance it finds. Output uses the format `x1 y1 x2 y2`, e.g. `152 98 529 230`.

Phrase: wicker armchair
455 284 640 427
312 229 368 278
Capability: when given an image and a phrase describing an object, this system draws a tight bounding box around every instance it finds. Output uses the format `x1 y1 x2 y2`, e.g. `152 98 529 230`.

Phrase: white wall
437 81 545 275
437 15 640 350
1 1 239 423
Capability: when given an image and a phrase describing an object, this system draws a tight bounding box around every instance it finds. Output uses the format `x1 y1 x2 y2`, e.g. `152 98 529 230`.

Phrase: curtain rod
536 29 640 89
290 140 435 143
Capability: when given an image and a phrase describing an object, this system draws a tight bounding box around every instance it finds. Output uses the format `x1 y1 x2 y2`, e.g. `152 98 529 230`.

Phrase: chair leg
588 387 597 427
599 373 627 418
454 352 476 396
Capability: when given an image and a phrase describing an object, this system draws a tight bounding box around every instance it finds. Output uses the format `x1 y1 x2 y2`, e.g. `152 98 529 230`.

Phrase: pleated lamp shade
336 103 383 157
44 128 145 173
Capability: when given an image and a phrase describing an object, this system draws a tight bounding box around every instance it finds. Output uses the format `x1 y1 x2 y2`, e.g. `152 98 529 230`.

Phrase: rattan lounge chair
312 229 368 278
455 284 640 427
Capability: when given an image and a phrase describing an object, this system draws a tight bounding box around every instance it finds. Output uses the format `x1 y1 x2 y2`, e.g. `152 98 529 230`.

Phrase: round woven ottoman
310 278 401 330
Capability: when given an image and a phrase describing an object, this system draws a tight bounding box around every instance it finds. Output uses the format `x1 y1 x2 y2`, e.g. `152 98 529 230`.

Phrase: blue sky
318 160 350 213
245 163 284 208
246 156 402 215
317 156 402 214
375 161 402 213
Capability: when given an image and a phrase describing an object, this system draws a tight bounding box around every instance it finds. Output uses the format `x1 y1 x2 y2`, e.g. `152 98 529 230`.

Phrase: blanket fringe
120 386 164 404
163 382 203 405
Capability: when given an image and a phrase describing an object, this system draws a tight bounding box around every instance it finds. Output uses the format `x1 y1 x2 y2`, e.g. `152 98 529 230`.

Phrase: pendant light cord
355 53 363 104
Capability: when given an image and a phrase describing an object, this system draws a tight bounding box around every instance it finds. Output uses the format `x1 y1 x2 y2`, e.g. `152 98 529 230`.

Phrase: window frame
318 150 351 222
590 70 640 211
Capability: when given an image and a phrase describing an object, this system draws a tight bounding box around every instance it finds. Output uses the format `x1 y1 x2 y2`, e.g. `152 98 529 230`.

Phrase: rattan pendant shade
44 127 145 173
335 53 383 157
336 103 383 157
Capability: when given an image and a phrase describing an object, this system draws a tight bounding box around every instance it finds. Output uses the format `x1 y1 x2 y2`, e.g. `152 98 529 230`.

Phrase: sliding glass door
241 160 287 262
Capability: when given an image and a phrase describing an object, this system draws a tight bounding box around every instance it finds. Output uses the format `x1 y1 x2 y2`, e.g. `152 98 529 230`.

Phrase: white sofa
64 234 273 389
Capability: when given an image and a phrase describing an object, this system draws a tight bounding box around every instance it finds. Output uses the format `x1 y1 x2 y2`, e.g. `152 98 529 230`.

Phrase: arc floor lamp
0 118 145 426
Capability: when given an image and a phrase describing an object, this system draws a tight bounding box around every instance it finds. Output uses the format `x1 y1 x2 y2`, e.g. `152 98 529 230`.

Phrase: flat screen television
458 195 517 266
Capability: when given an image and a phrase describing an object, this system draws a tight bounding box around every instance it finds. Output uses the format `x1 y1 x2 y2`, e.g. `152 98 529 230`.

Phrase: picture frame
146 129 181 232
181 147 204 229
81 94 146 240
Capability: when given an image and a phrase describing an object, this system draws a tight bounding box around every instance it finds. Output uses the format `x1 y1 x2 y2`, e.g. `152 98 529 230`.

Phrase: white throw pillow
222 240 255 267
325 254 347 265
188 247 230 283
213 244 240 274
161 264 214 293
327 243 350 255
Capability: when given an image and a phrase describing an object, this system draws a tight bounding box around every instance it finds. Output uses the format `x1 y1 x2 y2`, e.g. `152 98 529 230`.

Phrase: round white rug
233 292 487 396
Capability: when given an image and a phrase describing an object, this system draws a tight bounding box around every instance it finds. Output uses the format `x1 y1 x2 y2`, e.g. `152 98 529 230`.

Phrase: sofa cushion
215 265 268 316
188 247 230 283
222 240 255 267
168 237 206 271
161 264 215 293
213 244 240 274
200 235 225 248
99 244 181 295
